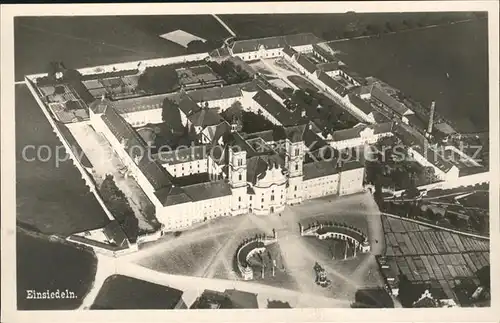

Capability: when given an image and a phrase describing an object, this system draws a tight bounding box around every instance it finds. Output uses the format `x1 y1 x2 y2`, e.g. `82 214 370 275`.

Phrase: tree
137 65 179 94
121 213 139 242
161 98 184 134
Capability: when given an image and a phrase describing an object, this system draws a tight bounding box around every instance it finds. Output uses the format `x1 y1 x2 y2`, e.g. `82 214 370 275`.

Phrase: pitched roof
406 114 428 131
89 98 113 114
92 275 184 309
246 154 285 184
371 85 411 116
186 83 245 102
372 111 391 123
312 43 338 62
101 107 173 191
339 66 366 84
347 94 373 115
103 221 129 248
318 71 350 97
317 61 340 72
296 54 317 74
282 45 298 58
154 185 192 206
182 180 232 201
303 160 339 180
284 124 307 143
203 121 231 144
252 90 301 126
223 289 259 309
188 108 224 128
113 93 174 114
231 33 320 54
331 126 365 141
372 122 394 134
178 93 202 117
154 146 207 165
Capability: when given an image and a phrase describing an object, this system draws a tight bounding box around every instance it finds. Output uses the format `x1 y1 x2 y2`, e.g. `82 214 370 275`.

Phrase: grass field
16 85 110 235
14 15 229 80
220 12 477 40
331 20 488 133
17 231 97 310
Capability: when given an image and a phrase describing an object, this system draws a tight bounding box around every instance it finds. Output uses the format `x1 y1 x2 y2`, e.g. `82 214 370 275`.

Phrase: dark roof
317 61 340 72
406 114 428 131
371 85 411 116
154 146 207 165
331 126 365 141
304 128 329 152
347 94 373 115
103 221 129 248
178 93 202 117
342 160 364 171
203 121 231 144
318 71 350 97
393 125 454 172
154 185 192 207
246 155 285 184
252 90 301 126
282 45 298 58
92 275 183 310
303 160 339 180
89 98 113 114
339 66 366 84
372 111 391 123
223 289 259 309
190 290 232 309
182 180 232 201
100 107 172 190
284 124 307 143
296 54 318 74
113 93 173 114
231 33 321 54
188 108 224 128
312 43 338 62
187 83 245 102
372 122 394 134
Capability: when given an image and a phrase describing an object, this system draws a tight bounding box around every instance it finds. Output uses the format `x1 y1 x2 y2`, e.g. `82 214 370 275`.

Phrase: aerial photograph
14 10 490 311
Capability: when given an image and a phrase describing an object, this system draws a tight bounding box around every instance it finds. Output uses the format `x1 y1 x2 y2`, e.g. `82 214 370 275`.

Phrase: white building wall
303 173 339 200
162 159 209 177
407 147 447 180
338 168 365 196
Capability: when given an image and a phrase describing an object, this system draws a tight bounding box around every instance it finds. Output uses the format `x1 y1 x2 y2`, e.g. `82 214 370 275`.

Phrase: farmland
14 15 229 80
220 12 479 40
381 215 489 304
331 19 488 133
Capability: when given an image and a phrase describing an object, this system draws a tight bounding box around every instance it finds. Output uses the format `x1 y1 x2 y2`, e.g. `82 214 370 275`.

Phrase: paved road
212 14 237 37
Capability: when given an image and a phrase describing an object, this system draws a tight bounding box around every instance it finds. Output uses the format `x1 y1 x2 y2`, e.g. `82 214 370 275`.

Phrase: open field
124 192 383 302
220 13 477 40
331 20 488 133
17 230 97 310
381 215 489 302
16 85 110 235
14 15 229 80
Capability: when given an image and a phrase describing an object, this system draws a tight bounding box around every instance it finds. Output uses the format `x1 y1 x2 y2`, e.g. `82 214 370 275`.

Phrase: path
212 14 237 37
66 122 154 230
79 254 117 310
115 258 351 308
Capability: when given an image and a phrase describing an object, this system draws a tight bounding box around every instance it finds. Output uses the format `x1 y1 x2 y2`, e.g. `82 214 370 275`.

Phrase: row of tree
206 60 252 85
100 174 139 243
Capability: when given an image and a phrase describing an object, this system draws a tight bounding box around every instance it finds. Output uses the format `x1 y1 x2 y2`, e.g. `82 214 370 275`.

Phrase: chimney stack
427 101 436 134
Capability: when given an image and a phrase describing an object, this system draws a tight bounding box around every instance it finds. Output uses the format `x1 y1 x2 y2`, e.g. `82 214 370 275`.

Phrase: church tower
286 139 304 205
229 147 248 216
